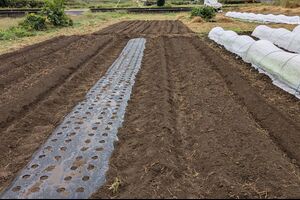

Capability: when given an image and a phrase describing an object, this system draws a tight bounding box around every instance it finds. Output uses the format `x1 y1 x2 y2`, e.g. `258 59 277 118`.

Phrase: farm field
0 20 300 198
0 11 297 55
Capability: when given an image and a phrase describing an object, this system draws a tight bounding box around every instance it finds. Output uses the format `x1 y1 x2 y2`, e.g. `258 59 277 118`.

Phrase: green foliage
20 13 47 30
42 0 73 27
191 6 216 21
0 0 74 41
0 0 8 7
0 26 35 40
157 0 166 6
0 0 44 8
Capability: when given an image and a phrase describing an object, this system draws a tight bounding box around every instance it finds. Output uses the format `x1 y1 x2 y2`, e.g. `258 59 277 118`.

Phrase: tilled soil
95 20 194 37
1 20 300 198
0 33 130 193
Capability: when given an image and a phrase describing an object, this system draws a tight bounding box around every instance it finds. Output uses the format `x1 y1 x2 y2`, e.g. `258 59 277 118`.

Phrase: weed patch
0 26 35 40
191 6 216 21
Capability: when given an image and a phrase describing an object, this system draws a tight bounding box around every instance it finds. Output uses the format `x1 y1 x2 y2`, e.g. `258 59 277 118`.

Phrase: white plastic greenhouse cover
209 27 300 98
204 0 222 9
294 25 300 33
226 11 300 24
252 25 300 53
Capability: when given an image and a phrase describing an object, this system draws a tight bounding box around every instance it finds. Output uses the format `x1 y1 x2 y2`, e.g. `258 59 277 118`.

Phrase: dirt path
1 20 300 198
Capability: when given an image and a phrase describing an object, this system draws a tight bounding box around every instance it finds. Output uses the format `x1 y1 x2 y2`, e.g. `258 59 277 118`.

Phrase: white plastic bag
204 0 222 9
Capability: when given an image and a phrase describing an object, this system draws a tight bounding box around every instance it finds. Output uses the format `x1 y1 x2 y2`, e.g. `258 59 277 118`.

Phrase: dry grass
108 177 122 194
236 4 300 15
183 13 297 34
190 16 205 23
279 0 300 8
0 17 24 30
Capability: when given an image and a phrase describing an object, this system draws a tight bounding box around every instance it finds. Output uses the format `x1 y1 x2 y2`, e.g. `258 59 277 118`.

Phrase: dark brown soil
203 39 300 166
95 20 194 37
0 33 129 193
1 20 300 198
92 22 300 198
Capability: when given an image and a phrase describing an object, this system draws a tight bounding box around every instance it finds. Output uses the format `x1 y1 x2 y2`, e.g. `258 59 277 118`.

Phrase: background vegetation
0 0 44 8
191 6 216 21
0 0 299 48
0 0 72 40
157 0 166 6
0 0 299 8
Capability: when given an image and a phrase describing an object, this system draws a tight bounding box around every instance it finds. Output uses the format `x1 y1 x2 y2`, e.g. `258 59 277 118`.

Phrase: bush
0 0 73 41
191 6 216 21
0 0 9 7
157 0 165 6
20 13 47 30
42 0 73 27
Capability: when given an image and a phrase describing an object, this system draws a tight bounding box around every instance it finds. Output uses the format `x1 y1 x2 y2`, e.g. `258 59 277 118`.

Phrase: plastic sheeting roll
209 27 300 97
226 12 300 24
252 25 300 53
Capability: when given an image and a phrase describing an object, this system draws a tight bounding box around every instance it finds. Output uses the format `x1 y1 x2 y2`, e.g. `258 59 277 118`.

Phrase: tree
157 0 165 6
42 0 73 27
0 0 9 7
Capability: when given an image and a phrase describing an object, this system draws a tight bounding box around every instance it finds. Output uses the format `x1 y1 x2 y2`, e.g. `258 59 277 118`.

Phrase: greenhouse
294 25 300 33
252 25 300 53
226 12 300 24
209 27 300 97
